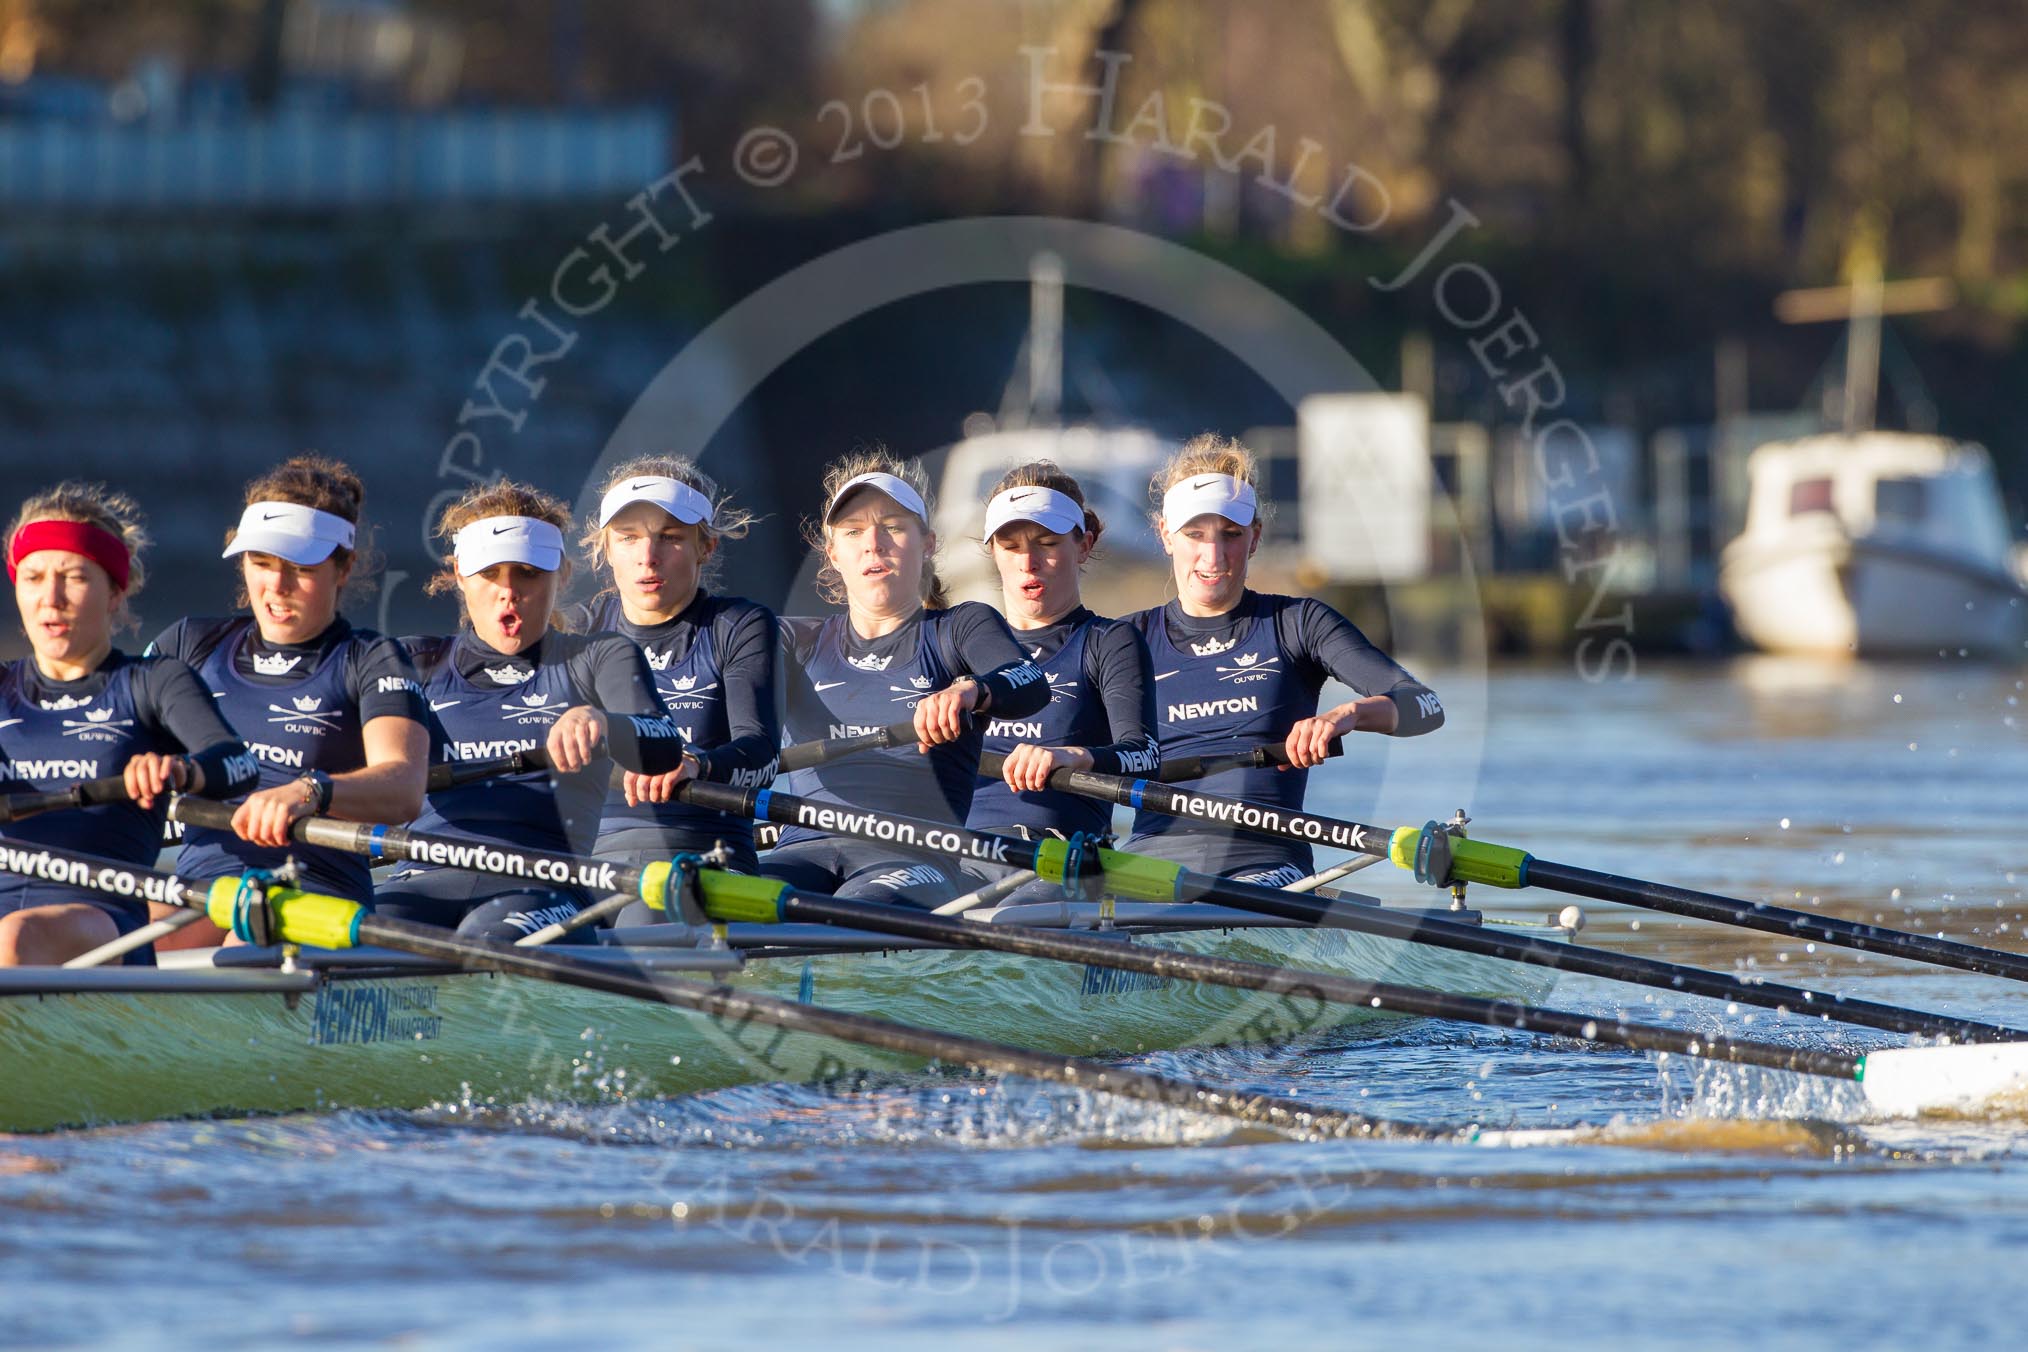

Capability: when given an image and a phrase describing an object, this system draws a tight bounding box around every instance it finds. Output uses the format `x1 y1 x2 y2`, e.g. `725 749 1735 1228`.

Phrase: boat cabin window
1788 478 1835 516
1875 477 1929 525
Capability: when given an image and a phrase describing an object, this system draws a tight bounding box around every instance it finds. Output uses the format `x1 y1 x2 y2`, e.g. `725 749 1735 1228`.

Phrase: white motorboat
1718 432 2027 657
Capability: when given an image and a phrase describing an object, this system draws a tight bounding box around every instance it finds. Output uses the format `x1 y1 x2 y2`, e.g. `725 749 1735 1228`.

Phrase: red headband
7 519 133 592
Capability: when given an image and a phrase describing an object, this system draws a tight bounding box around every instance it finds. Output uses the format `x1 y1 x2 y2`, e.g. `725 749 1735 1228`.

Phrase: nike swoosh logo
1190 476 1220 490
1012 490 1038 502
628 479 659 491
260 511 287 522
1153 670 1180 681
813 680 848 692
429 699 462 711
491 525 515 535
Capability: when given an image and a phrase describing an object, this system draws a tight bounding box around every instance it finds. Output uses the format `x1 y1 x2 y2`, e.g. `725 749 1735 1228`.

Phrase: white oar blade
1861 1043 2028 1117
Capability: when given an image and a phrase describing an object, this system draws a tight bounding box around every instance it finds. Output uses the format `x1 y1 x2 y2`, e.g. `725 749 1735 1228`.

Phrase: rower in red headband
0 483 258 967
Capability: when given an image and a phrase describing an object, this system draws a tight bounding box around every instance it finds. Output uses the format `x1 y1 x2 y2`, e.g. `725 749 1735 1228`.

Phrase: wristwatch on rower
294 769 334 814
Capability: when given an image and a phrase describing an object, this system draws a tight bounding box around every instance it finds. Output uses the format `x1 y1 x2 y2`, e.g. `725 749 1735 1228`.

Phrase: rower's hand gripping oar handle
982 752 1527 887
776 717 965 773
3 749 557 824
1153 739 1344 783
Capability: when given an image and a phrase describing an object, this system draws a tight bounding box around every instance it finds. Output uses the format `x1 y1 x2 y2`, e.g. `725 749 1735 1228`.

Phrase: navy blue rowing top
966 608 1158 840
568 592 778 866
774 603 1046 846
0 652 252 919
1120 592 1443 877
175 620 380 901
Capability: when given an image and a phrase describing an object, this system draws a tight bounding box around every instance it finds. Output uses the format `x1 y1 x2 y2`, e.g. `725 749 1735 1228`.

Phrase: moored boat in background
1718 432 2028 657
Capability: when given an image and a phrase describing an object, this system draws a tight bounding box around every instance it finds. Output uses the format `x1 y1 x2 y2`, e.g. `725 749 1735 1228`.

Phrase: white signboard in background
1296 393 1432 581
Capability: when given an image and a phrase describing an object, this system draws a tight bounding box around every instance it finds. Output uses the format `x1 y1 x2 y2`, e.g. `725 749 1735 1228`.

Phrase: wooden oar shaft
685 781 2016 1043
1030 762 2028 989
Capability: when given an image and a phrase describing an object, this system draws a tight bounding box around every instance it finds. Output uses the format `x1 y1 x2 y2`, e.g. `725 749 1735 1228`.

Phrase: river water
3 657 2024 1349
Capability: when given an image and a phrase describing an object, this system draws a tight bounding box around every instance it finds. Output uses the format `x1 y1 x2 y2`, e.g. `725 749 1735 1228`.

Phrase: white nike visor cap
824 471 929 526
452 515 566 576
222 501 358 566
982 485 1085 542
597 475 715 529
1161 473 1258 529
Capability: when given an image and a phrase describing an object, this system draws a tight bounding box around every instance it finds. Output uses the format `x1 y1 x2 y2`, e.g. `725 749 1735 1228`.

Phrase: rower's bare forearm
1328 695 1400 736
328 762 427 823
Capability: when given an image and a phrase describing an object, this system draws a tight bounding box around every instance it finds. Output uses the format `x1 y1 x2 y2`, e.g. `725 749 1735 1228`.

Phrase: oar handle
168 796 238 832
775 719 937 773
1154 739 1343 782
0 772 134 822
975 751 1351 811
425 746 554 792
974 752 1148 808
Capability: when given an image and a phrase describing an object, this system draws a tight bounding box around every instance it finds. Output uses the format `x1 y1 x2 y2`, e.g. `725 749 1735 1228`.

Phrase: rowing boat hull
0 921 1555 1132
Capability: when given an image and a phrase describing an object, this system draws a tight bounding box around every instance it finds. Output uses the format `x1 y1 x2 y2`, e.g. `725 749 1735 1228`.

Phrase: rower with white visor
565 458 779 910
149 456 430 942
764 451 1048 909
965 461 1159 845
1120 434 1445 886
376 482 689 944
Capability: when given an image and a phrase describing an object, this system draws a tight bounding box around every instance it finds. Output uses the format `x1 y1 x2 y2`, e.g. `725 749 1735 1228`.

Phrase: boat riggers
6 827 2027 1120
679 778 2017 1044
14 819 1399 1141
1002 752 2028 988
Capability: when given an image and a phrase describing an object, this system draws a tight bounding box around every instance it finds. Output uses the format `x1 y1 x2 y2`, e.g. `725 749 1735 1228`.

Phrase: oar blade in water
1860 1043 2028 1117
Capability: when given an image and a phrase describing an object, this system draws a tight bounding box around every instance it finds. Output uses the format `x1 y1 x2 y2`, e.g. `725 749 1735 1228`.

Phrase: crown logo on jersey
499 689 563 723
60 705 135 739
38 693 91 710
252 652 303 676
1216 652 1280 683
669 674 697 691
484 664 533 685
909 675 932 690
1188 635 1238 658
265 696 344 731
645 650 675 671
847 653 894 672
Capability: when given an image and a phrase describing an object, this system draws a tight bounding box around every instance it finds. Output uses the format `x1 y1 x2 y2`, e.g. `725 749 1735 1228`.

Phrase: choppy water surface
4 657 2025 1349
